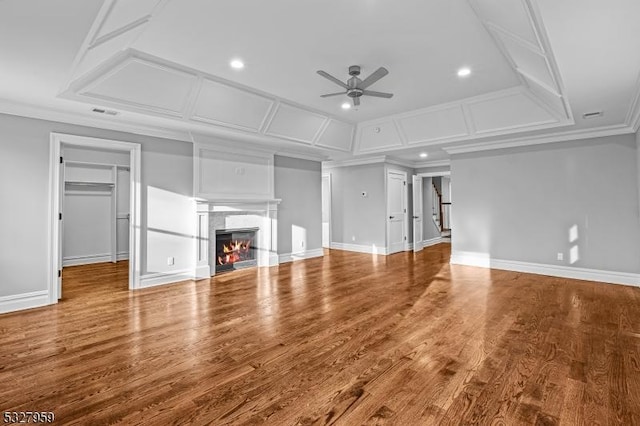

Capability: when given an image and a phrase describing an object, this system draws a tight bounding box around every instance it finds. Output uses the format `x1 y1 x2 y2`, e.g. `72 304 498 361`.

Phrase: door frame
385 168 409 254
416 170 452 244
321 172 332 248
48 133 142 303
412 175 424 252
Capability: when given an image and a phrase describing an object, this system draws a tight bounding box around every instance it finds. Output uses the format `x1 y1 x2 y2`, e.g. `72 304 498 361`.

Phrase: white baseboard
450 251 640 287
63 253 112 267
0 290 50 314
194 265 211 280
423 237 448 247
139 269 194 289
279 248 324 264
117 252 129 261
330 242 388 255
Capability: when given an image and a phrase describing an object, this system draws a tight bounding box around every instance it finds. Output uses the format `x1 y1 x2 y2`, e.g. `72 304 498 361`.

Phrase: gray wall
274 156 322 255
0 113 193 298
637 130 640 219
329 163 386 247
422 177 441 241
451 134 640 273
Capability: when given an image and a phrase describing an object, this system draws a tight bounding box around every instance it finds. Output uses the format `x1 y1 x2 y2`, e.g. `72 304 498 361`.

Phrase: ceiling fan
317 65 393 107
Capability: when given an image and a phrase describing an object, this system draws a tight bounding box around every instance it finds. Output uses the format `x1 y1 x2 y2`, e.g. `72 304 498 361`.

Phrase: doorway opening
414 171 452 251
48 133 141 304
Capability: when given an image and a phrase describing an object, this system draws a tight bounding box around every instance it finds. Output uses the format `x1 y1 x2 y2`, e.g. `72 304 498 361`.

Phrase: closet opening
49 134 141 304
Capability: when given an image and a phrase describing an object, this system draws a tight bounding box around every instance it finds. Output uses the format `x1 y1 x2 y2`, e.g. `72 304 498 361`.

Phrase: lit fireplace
215 227 258 273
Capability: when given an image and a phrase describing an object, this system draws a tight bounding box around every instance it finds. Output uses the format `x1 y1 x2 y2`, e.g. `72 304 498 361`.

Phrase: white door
387 170 407 254
321 174 331 248
412 175 423 252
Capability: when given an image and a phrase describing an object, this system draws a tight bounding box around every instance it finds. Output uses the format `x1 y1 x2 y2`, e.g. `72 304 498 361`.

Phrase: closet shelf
65 181 114 187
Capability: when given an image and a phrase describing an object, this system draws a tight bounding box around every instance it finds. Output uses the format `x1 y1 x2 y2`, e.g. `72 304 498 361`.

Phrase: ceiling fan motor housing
347 88 364 98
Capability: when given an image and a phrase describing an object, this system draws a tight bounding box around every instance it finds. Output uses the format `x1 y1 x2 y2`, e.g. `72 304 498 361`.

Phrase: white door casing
321 173 331 248
412 175 423 252
49 133 141 304
386 169 407 254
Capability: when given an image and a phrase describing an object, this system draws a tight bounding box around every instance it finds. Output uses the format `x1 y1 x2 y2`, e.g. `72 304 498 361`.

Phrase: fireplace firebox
215 227 258 273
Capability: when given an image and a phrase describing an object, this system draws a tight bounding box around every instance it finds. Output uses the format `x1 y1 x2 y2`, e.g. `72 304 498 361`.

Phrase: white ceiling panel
135 0 520 121
81 59 197 115
496 32 558 92
522 74 566 118
74 26 142 81
315 120 354 152
192 79 274 132
265 104 327 144
469 91 557 133
400 105 469 144
357 121 403 152
470 0 539 46
96 0 160 39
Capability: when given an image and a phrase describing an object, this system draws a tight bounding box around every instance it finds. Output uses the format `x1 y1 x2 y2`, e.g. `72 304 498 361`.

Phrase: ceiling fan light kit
317 65 394 107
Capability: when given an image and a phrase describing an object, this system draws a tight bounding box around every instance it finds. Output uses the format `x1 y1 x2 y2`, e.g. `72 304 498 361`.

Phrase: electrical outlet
301 241 304 247
167 256 175 266
352 236 356 242
557 253 563 261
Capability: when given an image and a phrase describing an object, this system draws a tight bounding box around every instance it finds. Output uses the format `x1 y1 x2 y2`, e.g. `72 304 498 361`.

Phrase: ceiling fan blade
359 67 389 89
362 90 394 98
353 97 360 107
320 92 346 98
317 70 348 89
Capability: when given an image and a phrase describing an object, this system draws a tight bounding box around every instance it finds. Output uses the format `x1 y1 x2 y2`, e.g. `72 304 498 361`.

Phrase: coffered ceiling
0 0 639 164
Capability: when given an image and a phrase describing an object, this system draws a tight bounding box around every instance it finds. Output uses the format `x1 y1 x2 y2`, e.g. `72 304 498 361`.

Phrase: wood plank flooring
1 244 639 425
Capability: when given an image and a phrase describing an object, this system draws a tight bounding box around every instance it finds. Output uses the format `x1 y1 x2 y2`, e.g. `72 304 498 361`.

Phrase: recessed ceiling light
419 152 428 158
230 59 244 69
457 67 471 77
341 102 351 110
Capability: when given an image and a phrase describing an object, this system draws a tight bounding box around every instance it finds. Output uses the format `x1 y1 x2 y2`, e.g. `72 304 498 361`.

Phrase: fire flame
218 240 252 265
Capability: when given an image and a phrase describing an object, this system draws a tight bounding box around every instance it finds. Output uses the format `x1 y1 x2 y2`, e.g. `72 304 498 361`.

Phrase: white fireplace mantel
195 199 281 279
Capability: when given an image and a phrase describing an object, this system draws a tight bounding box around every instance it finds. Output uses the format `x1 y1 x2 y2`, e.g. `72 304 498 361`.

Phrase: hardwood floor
1 244 639 425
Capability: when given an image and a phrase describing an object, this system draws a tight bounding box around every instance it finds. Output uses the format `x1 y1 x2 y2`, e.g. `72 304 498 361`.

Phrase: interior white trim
443 124 634 154
417 171 451 178
0 290 50 315
322 155 415 170
625 71 640 132
414 160 451 169
63 253 113 267
139 269 194 289
49 133 142 305
450 251 640 287
330 242 388 255
279 248 324 264
423 237 447 247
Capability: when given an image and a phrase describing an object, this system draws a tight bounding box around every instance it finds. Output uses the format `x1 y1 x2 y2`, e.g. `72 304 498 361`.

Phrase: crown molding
443 124 634 155
625 70 640 132
0 97 193 142
413 160 451 169
322 156 387 169
322 155 419 170
274 150 329 163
